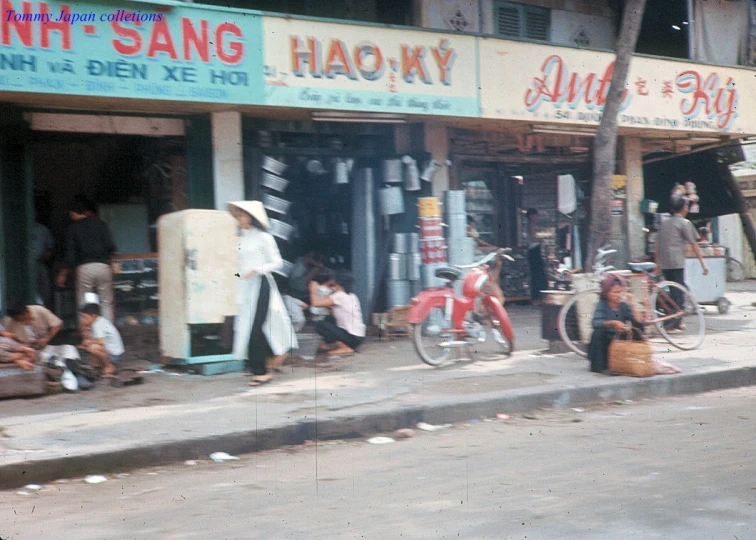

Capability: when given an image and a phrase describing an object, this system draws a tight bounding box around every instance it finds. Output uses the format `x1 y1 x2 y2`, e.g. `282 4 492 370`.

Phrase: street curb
3 366 756 489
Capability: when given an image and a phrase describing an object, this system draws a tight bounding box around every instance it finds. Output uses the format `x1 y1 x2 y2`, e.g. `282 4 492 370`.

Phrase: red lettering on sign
147 19 178 60
111 19 142 56
215 22 243 65
675 70 738 130
2 0 32 47
182 18 209 63
524 55 630 112
40 3 71 50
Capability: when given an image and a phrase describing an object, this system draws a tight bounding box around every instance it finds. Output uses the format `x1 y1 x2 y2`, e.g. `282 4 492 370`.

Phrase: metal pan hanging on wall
268 219 296 241
261 156 287 176
403 156 421 191
382 159 403 183
260 172 290 193
379 186 405 216
262 193 292 215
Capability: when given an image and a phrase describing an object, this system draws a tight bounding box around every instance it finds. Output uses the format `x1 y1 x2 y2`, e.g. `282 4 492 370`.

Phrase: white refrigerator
158 210 238 365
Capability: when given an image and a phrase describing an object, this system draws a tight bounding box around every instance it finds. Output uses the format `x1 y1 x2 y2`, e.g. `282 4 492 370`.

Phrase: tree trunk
586 0 647 269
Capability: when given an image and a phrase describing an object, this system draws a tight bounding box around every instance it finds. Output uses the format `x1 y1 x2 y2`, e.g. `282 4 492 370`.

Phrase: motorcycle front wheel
412 307 454 367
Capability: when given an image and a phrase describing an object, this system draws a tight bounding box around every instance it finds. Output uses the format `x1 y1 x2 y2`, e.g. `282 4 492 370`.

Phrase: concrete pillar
620 137 646 260
211 111 244 210
423 123 449 197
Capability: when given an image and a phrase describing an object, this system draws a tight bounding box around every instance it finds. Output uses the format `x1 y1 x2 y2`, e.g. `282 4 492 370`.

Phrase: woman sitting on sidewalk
587 274 644 374
309 270 366 357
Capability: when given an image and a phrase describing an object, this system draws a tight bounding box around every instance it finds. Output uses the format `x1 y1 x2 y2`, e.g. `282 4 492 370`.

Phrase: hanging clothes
558 174 577 215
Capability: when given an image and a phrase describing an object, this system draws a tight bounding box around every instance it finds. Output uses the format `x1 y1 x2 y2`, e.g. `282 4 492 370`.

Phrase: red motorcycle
407 249 516 367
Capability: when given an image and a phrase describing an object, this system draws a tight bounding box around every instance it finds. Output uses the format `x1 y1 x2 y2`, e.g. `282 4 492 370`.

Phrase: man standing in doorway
655 196 708 330
56 196 117 322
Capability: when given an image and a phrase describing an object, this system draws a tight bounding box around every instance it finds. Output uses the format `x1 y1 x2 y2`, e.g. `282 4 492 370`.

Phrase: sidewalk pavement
2 284 756 489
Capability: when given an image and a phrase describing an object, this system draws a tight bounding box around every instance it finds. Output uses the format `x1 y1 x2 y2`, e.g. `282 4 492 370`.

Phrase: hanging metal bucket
268 219 295 241
382 159 403 183
404 158 421 191
444 190 466 214
388 253 408 280
379 186 405 215
261 156 287 176
386 279 411 307
334 159 350 185
273 260 295 278
262 193 292 215
261 172 290 193
420 160 439 182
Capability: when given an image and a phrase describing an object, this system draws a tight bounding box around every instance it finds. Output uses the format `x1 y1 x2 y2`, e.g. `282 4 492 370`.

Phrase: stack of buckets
386 233 422 307
418 197 447 289
444 190 475 266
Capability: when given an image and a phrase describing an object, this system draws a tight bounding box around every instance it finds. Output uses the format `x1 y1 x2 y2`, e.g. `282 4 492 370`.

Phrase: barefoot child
79 303 124 377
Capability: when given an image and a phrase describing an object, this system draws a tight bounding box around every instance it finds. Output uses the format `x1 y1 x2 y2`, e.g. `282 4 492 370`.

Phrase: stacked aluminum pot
444 190 475 266
386 233 412 307
417 197 447 289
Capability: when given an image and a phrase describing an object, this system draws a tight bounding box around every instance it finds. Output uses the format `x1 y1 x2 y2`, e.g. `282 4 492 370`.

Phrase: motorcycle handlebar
454 248 513 269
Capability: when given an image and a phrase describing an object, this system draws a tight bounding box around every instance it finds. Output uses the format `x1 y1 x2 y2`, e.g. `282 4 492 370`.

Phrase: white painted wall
418 0 482 32
211 111 244 211
551 9 615 49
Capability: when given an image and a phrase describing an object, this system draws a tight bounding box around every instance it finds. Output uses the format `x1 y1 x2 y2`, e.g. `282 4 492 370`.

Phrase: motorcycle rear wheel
412 307 454 367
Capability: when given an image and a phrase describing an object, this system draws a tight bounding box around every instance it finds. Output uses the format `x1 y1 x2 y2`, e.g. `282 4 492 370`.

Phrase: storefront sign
0 0 264 104
262 18 478 116
479 39 753 134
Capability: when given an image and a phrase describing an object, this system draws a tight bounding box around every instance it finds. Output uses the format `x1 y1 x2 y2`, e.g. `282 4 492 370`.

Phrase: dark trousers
528 245 548 301
247 277 273 376
662 268 686 329
314 320 363 351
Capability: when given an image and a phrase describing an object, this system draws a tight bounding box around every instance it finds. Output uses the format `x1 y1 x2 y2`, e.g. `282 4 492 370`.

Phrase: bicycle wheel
651 281 705 350
727 257 745 282
557 289 600 357
412 307 454 367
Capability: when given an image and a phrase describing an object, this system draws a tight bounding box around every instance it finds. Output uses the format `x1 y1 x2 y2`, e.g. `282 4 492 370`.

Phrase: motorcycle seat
435 267 461 282
628 262 656 273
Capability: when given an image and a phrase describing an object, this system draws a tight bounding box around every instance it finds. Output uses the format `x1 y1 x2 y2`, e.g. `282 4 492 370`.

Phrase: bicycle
557 261 705 357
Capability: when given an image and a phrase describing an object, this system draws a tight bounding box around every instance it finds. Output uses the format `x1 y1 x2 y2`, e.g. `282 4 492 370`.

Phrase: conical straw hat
228 200 269 230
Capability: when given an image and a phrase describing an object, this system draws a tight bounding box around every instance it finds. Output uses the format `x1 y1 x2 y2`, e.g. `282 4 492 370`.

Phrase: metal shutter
525 7 550 41
496 5 521 37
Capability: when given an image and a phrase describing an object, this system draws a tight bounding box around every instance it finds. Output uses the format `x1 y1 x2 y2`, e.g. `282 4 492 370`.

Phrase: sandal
249 377 273 387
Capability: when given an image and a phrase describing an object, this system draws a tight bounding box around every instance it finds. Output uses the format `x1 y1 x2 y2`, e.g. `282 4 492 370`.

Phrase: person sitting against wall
309 270 366 358
309 267 335 322
3 301 62 353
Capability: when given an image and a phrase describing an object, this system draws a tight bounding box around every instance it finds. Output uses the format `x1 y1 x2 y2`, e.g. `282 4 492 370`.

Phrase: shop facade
2 0 756 321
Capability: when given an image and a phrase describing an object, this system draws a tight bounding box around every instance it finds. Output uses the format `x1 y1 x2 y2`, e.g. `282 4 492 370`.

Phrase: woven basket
608 331 655 378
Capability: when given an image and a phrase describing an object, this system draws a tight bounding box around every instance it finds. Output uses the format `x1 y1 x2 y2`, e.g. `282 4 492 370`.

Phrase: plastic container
417 197 442 218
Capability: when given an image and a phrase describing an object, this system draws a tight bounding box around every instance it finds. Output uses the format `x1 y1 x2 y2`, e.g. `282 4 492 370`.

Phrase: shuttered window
494 2 550 42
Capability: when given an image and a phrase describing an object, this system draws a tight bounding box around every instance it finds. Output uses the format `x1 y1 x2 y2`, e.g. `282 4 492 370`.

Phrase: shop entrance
29 122 187 326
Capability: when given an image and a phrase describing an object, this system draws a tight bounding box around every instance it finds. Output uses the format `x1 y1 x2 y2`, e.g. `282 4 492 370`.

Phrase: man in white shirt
309 270 366 357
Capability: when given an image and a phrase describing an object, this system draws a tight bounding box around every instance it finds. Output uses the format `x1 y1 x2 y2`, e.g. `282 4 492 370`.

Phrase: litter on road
210 452 240 462
84 475 107 484
366 437 395 444
416 422 452 431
